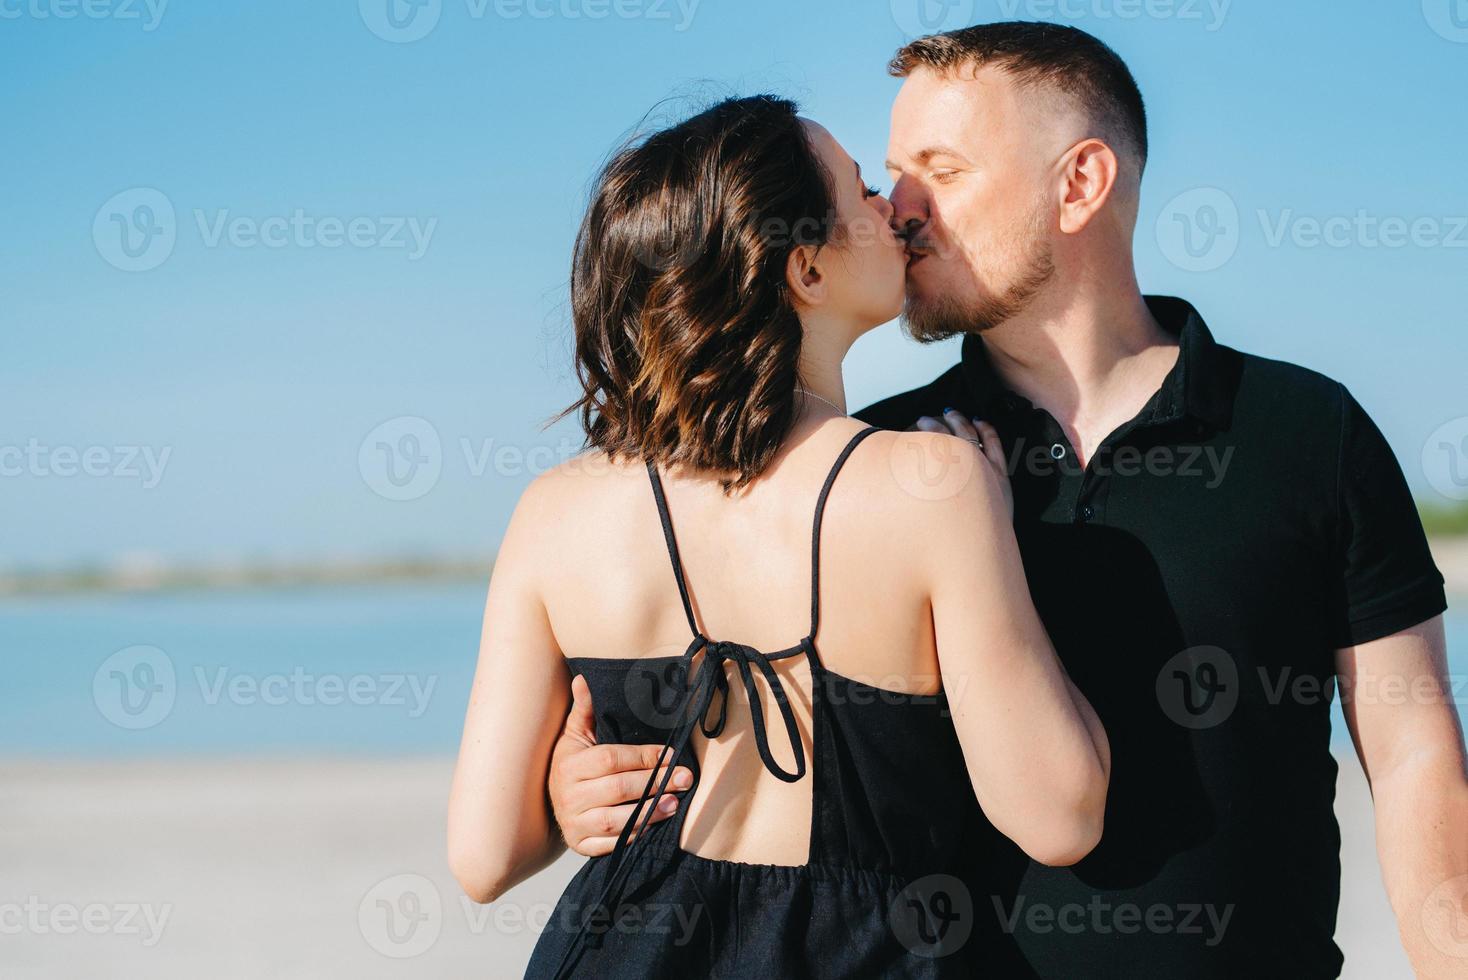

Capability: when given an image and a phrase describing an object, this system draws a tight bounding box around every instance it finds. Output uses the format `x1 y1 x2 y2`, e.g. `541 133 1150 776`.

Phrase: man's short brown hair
890 21 1148 172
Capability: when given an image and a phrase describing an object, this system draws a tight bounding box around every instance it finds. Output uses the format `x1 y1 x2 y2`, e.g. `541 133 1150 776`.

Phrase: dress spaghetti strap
645 461 701 639
806 426 881 646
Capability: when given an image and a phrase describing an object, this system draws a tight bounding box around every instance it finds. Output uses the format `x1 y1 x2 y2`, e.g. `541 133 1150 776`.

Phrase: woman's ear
785 244 826 308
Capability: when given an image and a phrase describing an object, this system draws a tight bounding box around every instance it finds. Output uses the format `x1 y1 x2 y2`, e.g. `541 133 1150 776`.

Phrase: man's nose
888 175 927 235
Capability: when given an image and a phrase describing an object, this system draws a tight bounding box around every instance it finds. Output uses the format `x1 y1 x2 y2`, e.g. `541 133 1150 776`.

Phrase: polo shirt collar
959 295 1234 431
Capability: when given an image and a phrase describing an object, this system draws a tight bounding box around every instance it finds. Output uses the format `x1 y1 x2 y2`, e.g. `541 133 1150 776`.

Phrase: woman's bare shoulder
512 448 644 522
844 428 997 518
494 448 648 586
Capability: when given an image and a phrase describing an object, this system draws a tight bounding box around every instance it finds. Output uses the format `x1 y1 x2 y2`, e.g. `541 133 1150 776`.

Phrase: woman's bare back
526 419 943 864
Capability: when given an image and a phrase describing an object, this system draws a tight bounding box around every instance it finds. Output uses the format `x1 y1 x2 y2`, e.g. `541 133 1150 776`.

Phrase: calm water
0 583 485 755
0 584 1462 755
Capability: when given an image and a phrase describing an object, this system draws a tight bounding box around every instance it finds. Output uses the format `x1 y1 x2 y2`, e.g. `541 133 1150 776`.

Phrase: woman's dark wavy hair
562 95 837 491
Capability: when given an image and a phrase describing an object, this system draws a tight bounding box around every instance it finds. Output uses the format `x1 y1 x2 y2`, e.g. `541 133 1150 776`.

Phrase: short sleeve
1333 385 1448 648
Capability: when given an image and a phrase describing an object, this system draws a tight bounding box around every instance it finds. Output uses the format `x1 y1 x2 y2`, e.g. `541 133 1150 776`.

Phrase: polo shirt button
1081 505 1096 522
1050 443 1067 460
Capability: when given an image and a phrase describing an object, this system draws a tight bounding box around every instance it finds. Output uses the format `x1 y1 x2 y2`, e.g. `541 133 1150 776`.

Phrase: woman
447 95 1110 978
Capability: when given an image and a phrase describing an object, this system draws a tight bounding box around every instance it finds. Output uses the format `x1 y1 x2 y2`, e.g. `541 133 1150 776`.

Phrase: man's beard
902 229 1055 343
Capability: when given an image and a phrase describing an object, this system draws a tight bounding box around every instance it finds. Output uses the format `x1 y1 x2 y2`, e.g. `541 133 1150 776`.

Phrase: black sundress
525 426 989 978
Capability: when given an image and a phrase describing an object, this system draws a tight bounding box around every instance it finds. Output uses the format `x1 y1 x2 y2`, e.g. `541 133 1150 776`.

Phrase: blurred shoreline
0 557 489 598
4 534 1467 600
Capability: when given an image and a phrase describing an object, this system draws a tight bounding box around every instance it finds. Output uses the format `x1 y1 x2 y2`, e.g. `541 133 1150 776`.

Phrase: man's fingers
571 764 694 812
562 674 597 745
561 741 674 781
565 794 682 857
572 836 619 858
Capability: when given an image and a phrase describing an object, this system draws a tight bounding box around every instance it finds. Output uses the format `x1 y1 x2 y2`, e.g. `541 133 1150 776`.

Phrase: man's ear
1058 138 1120 235
785 244 826 307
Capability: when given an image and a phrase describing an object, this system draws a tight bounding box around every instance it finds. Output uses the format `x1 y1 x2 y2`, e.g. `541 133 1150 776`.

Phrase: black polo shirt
857 296 1447 979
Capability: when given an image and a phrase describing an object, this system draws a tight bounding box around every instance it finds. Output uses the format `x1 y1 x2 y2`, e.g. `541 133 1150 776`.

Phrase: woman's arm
909 418 1111 867
447 475 571 904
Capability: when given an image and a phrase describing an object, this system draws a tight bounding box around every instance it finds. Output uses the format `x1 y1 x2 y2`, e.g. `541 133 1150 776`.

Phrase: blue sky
3 0 1466 568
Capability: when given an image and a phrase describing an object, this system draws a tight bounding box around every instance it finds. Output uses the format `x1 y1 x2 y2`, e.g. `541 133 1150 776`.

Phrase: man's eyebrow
887 145 971 169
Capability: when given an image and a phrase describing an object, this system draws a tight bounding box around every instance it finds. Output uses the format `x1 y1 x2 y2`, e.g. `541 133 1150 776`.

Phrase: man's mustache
901 229 950 257
897 222 943 254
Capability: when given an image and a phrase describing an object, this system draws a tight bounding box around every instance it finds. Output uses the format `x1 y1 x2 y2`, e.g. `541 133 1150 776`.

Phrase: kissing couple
449 20 1463 979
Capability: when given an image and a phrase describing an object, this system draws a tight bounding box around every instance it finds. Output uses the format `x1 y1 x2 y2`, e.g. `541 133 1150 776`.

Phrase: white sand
0 754 1412 979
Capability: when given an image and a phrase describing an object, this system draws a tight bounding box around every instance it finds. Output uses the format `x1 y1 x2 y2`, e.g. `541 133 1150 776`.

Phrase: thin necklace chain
796 385 847 417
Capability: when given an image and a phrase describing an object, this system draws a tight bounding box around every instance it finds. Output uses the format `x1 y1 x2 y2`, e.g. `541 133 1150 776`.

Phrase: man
545 22 1467 978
